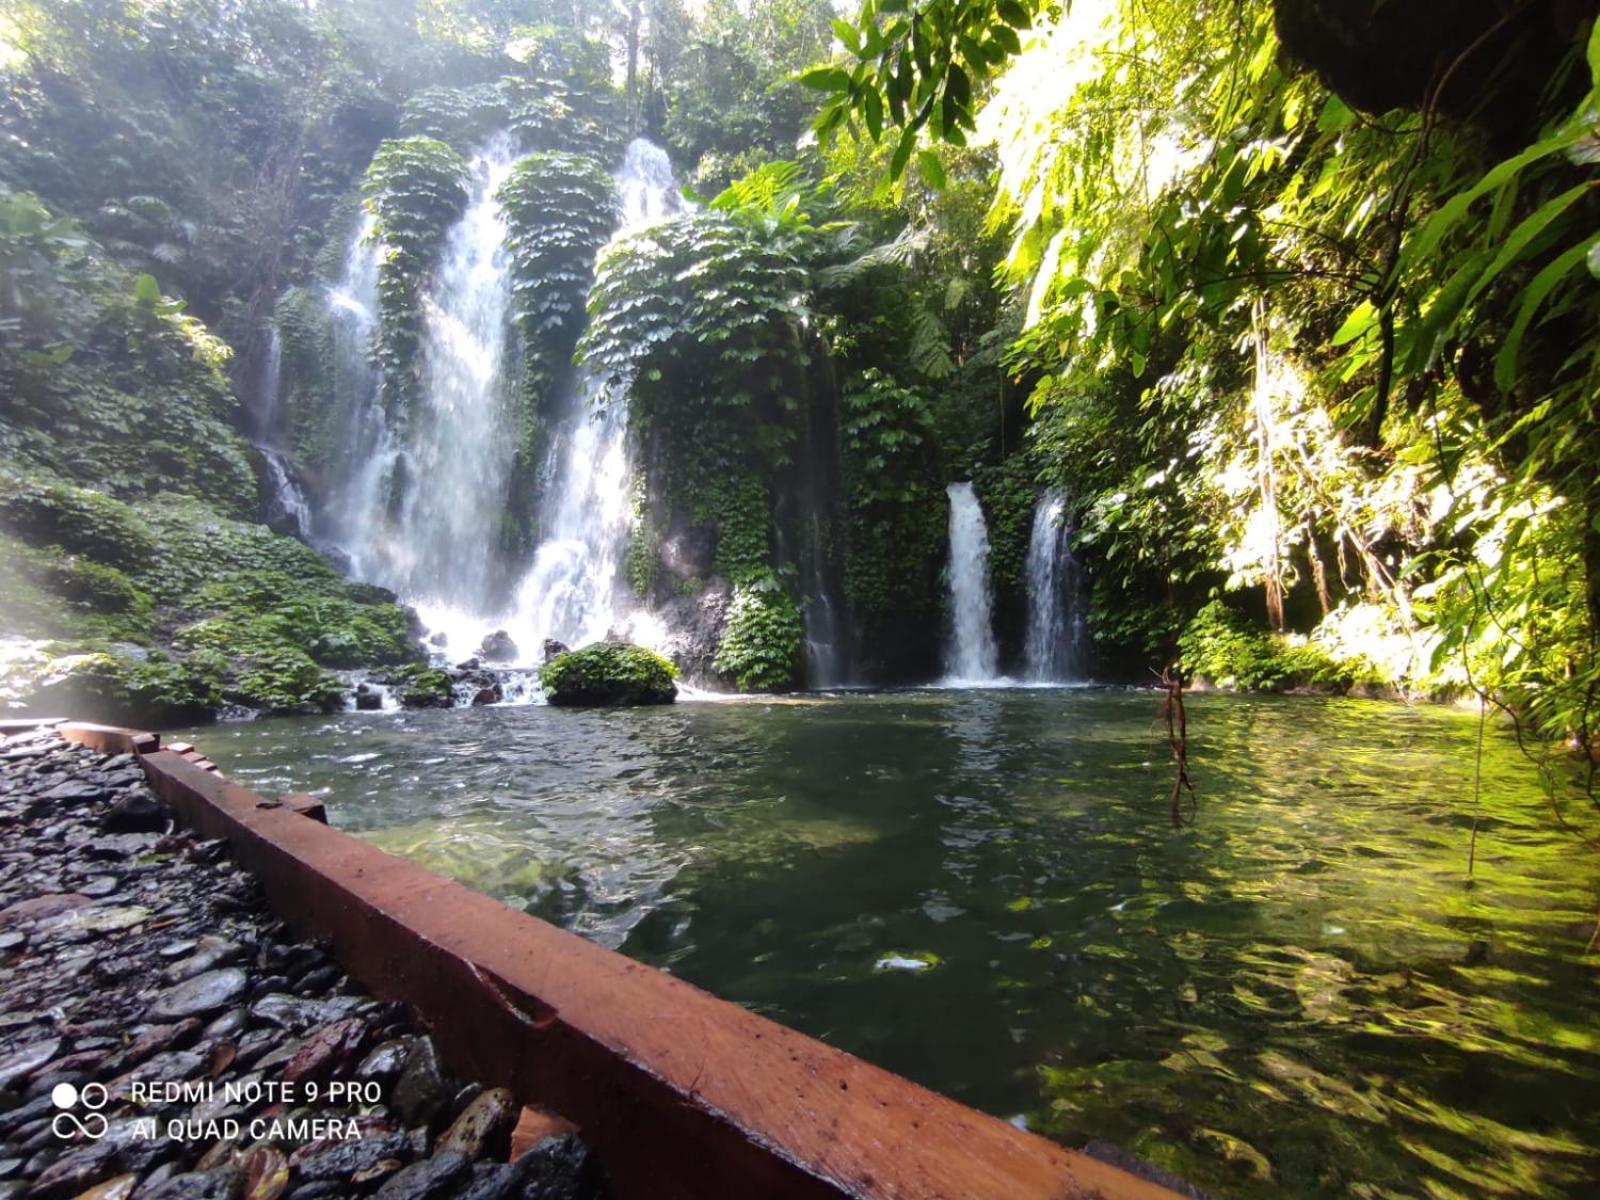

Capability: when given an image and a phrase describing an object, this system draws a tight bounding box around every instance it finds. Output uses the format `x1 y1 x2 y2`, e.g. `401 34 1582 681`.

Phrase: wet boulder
477 631 518 663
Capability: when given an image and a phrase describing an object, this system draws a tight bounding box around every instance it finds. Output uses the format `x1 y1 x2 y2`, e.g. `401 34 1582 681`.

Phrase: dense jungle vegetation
0 0 1596 809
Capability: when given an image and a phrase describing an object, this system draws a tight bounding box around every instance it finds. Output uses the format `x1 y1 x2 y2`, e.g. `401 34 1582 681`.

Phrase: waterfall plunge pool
182 689 1600 1198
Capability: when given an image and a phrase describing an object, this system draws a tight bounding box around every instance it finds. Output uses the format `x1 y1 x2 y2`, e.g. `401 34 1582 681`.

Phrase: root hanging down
1161 666 1198 826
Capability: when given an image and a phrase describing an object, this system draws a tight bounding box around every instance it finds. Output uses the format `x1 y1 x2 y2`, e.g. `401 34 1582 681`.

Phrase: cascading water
300 140 680 679
1023 490 1088 681
509 140 680 656
387 134 519 616
323 212 390 574
943 481 1000 682
250 325 310 539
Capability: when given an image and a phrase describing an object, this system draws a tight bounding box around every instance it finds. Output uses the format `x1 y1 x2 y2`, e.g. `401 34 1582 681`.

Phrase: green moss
0 473 156 568
540 642 678 706
41 650 223 727
381 663 453 708
0 536 155 643
713 576 804 692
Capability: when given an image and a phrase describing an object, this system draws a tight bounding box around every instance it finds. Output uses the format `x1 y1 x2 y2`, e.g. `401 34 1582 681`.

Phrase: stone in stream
145 967 249 1021
478 631 519 663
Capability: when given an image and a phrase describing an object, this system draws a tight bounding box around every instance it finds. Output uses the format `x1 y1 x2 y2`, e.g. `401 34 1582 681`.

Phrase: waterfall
323 211 391 579
510 140 680 655
943 482 999 682
250 324 310 540
1023 490 1088 681
389 133 519 615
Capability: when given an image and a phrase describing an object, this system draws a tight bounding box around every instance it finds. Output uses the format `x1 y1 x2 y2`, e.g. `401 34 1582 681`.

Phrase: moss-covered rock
381 663 454 708
540 642 677 706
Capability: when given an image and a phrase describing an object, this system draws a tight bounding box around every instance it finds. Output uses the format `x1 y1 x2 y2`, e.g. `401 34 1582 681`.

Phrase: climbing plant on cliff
361 136 470 422
498 153 617 403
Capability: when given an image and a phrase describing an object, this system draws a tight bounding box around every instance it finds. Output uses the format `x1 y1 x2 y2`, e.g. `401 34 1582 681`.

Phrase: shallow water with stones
186 688 1600 1197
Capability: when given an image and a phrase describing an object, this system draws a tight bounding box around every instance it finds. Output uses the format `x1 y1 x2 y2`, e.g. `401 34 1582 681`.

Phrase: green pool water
183 689 1600 1197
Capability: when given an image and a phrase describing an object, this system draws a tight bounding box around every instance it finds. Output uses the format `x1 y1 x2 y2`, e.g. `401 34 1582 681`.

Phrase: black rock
293 1131 411 1182
371 1151 469 1200
38 780 105 806
141 1167 243 1200
540 640 568 663
455 1163 519 1200
145 968 249 1021
515 1135 595 1200
477 631 519 663
392 1038 453 1130
102 791 172 835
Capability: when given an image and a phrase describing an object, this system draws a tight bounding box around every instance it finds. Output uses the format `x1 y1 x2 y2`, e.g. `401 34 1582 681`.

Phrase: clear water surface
182 689 1600 1198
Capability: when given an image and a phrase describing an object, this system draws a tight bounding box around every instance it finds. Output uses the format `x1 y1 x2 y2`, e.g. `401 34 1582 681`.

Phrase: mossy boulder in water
539 642 677 706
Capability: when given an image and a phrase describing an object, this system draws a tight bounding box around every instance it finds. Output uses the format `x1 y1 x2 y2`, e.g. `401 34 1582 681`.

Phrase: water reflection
186 691 1600 1197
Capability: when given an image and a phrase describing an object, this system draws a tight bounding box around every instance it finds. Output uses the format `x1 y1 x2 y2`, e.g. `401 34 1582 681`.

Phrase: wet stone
141 1167 244 1200
371 1151 469 1200
102 791 171 834
435 1087 517 1161
38 780 105 805
392 1039 453 1130
146 968 249 1021
515 1134 595 1200
161 938 243 984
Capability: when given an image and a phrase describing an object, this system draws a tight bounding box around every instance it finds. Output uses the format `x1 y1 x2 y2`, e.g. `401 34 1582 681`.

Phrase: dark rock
470 686 501 707
140 1168 243 1200
371 1152 469 1200
540 640 568 663
85 834 162 860
199 1009 249 1041
478 631 518 663
290 1131 409 1183
455 1163 518 1200
38 780 105 805
514 1135 595 1200
162 938 243 984
281 1018 368 1085
0 894 90 927
0 1039 60 1090
102 792 171 835
354 1040 411 1086
435 1088 517 1161
428 633 448 648
145 968 249 1021
354 686 383 712
248 993 360 1031
391 1038 453 1129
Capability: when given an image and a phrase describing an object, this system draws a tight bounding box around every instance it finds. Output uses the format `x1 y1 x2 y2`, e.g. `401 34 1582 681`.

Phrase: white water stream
943 482 1000 683
1022 490 1087 681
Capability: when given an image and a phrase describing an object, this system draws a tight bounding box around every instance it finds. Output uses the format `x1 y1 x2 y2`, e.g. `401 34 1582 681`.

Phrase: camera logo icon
50 1082 109 1140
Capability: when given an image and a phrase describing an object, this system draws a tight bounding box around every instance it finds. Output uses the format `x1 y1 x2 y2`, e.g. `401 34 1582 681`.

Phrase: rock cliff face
1273 0 1589 140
